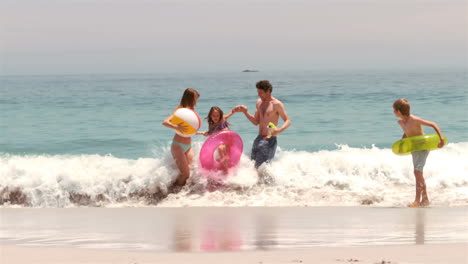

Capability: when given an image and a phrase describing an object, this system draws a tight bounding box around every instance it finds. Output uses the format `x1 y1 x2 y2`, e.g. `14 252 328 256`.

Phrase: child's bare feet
420 199 430 207
408 201 420 208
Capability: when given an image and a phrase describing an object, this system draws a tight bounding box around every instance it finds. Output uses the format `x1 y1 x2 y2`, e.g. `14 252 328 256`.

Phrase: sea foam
1 142 467 207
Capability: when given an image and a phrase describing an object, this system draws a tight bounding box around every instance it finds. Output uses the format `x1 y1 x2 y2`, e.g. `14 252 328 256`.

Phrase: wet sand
1 206 467 263
2 243 467 264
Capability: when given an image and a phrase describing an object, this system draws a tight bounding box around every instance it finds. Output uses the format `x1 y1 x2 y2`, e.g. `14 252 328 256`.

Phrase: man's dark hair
256 80 272 92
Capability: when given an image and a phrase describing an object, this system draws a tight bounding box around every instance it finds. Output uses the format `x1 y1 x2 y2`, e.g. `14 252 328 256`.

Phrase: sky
1 0 467 75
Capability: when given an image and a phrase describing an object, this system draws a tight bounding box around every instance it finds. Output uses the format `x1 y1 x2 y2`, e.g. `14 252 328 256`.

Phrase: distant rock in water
242 70 259 72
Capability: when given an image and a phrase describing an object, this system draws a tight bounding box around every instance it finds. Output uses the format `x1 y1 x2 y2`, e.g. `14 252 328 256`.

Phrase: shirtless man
235 80 291 169
393 98 445 207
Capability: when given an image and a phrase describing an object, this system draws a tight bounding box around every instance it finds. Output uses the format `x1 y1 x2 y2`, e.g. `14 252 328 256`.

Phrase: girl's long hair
205 106 231 127
179 88 200 109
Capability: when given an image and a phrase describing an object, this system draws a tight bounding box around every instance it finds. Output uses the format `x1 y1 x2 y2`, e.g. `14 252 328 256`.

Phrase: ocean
1 69 467 207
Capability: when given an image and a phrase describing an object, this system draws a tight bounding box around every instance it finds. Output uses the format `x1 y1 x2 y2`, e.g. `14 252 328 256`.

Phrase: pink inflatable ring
199 130 243 171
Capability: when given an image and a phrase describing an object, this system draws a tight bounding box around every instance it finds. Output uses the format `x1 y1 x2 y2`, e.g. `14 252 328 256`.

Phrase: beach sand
2 244 467 264
1 207 467 263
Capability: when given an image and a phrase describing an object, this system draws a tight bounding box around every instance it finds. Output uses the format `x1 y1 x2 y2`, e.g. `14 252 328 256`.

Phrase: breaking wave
1 143 467 207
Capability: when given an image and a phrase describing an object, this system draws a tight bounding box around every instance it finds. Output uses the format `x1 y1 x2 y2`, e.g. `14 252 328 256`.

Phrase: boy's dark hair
256 80 273 93
393 98 410 116
179 88 199 108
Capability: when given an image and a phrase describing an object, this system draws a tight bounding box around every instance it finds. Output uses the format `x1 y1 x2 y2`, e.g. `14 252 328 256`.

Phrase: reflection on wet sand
171 209 282 252
169 207 441 252
173 220 193 252
172 213 244 252
414 209 426 245
6 207 456 253
255 212 278 250
201 227 242 251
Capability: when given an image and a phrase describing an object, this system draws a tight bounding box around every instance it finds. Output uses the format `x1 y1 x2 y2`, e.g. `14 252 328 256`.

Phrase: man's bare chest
259 102 275 117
